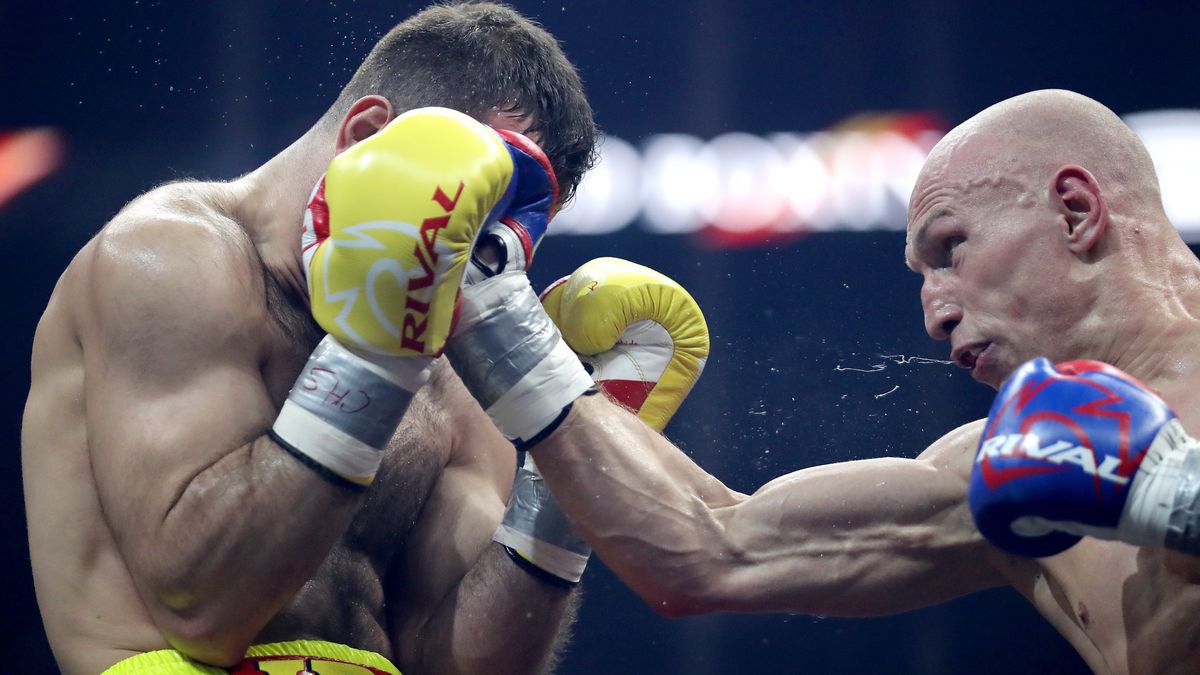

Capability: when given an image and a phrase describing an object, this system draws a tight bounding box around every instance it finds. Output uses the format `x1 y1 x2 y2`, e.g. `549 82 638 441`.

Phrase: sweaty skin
522 90 1200 675
21 107 576 675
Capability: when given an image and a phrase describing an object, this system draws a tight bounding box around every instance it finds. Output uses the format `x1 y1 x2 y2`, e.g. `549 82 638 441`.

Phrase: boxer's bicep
79 220 278 591
391 394 512 632
389 376 577 673
711 419 1005 616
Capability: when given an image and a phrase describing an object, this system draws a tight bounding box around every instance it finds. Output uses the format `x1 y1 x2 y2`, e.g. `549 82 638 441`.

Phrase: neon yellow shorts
102 639 400 674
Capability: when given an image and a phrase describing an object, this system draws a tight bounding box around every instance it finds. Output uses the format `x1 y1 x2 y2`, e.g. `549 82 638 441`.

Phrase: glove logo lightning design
305 177 465 353
976 364 1149 500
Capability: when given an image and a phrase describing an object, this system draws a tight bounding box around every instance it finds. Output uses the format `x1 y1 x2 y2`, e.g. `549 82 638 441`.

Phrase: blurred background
4 1 1200 672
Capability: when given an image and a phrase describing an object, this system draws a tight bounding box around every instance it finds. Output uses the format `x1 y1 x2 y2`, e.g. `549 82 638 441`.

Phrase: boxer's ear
1051 165 1107 255
336 96 393 154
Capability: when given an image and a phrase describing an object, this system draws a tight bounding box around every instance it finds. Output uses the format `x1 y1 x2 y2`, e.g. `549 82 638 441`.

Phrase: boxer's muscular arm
390 365 575 675
536 396 1009 617
78 216 361 666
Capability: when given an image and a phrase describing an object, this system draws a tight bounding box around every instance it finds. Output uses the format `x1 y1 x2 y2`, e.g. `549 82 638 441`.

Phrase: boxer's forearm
400 544 578 675
531 394 745 616
139 436 361 666
533 395 1005 618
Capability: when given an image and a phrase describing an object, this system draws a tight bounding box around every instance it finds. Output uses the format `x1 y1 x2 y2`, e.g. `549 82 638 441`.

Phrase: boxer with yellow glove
272 106 526 488
447 257 709 584
540 257 709 428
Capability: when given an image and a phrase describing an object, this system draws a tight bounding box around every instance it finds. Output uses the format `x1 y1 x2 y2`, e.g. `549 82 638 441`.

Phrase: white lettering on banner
553 110 1200 241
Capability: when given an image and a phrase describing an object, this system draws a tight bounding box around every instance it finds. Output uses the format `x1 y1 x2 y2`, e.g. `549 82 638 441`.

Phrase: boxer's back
22 181 454 673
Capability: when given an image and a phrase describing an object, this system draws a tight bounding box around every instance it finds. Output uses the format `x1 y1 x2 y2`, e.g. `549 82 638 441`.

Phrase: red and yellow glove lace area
541 257 709 432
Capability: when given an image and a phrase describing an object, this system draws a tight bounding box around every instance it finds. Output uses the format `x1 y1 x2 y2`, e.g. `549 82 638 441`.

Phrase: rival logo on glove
975 360 1153 500
400 181 464 352
303 177 465 355
977 433 1131 486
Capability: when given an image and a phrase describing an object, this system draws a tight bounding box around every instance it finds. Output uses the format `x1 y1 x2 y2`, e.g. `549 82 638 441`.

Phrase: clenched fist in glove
449 257 709 585
540 257 708 432
969 357 1200 558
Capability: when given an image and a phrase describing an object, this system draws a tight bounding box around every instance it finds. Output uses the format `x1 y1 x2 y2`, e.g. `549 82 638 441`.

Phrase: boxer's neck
229 128 334 300
1089 234 1200 395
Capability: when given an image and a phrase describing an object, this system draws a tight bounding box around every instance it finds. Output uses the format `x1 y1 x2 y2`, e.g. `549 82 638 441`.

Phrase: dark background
4 2 1200 673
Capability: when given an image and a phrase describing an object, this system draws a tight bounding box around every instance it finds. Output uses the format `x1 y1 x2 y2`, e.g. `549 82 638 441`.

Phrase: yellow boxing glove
275 107 516 486
303 106 514 357
540 257 709 432
469 257 707 583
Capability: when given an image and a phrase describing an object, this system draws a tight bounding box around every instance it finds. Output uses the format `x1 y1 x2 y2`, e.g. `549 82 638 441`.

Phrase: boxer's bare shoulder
87 180 320 362
916 417 985 477
91 182 265 302
22 179 300 672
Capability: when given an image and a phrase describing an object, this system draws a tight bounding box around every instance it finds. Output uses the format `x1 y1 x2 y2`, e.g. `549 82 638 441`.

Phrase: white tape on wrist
494 528 590 583
493 454 591 583
446 272 594 447
271 336 429 486
487 337 594 443
1119 419 1200 553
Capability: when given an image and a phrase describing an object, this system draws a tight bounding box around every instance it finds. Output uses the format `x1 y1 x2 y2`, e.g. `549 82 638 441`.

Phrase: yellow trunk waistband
102 639 400 674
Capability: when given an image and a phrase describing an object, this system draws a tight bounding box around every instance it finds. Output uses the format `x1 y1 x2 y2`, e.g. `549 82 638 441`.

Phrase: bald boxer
20 4 614 674
442 90 1200 675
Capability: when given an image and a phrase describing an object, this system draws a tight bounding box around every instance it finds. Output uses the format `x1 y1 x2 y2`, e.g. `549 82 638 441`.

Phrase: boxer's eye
942 236 965 268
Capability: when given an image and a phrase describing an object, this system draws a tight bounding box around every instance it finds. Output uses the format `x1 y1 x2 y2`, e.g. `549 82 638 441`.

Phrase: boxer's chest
1038 540 1200 674
1114 547 1200 674
254 268 450 651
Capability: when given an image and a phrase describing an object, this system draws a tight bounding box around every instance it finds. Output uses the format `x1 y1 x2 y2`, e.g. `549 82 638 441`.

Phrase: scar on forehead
964 169 1031 192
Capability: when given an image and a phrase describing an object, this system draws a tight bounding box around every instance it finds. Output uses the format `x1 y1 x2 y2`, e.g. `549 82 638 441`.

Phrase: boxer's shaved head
911 89 1165 228
903 90 1185 389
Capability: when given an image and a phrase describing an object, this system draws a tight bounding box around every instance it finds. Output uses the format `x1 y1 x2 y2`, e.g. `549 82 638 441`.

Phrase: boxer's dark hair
326 1 597 205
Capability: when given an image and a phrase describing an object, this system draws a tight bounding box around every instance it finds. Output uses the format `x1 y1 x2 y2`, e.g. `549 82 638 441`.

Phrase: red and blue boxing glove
969 357 1200 557
463 128 558 284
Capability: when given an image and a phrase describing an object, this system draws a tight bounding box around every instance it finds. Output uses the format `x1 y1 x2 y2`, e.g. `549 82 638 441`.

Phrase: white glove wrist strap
493 454 591 583
271 335 430 486
446 273 594 447
1118 419 1200 552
